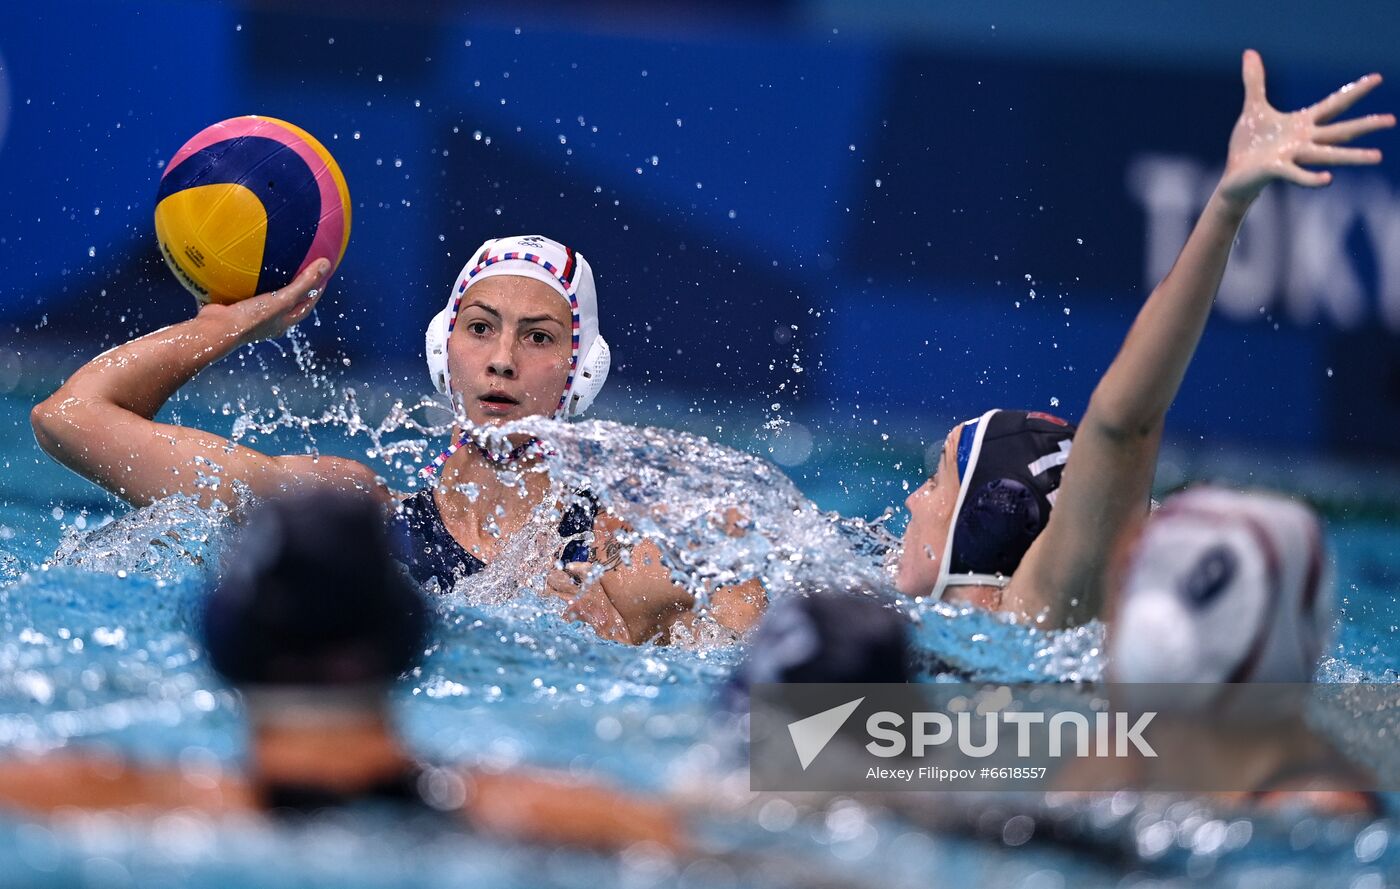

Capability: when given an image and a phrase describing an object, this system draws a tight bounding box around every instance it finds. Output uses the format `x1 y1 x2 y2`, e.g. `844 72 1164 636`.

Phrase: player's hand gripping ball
154 116 351 305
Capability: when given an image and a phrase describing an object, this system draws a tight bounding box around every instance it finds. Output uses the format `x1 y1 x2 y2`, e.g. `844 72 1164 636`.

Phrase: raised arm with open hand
1007 50 1393 626
1220 50 1391 204
31 260 387 509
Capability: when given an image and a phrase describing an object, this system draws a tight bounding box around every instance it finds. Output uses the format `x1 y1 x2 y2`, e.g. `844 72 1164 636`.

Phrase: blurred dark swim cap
203 490 430 687
731 592 912 697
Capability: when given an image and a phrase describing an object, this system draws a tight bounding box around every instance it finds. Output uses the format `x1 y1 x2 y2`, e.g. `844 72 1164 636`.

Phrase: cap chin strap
932 409 999 602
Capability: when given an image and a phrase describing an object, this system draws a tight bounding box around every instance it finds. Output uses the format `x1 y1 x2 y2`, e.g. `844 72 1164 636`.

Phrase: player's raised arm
1010 51 1393 626
30 260 388 509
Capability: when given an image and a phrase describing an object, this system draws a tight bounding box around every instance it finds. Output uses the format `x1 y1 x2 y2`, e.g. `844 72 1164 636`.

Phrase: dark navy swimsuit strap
394 489 487 587
261 764 435 816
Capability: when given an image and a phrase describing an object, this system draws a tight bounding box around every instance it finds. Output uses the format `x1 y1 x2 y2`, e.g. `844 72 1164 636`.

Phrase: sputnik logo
787 698 863 770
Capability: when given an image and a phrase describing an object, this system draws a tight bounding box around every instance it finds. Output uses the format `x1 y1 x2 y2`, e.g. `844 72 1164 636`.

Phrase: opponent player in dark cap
896 51 1392 626
727 592 913 704
0 490 684 850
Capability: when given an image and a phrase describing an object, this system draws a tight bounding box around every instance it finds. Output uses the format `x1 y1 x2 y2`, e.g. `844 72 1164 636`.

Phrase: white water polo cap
1110 486 1332 685
424 235 610 417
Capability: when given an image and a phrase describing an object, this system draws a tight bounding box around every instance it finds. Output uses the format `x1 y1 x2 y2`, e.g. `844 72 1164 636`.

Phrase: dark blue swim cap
730 593 912 697
944 409 1076 584
203 490 430 687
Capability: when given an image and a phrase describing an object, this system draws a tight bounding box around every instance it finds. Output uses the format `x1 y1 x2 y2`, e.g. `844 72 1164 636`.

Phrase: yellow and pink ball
154 115 350 305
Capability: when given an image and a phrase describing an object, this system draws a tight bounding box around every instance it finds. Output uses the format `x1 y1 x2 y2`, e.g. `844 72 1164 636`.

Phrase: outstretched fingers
278 260 330 305
1308 73 1383 123
1296 144 1384 167
255 260 328 317
1277 162 1332 188
1315 113 1397 144
1241 49 1268 105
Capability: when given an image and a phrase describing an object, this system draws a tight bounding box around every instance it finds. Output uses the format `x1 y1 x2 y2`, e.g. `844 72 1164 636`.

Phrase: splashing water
436 416 896 610
47 494 232 583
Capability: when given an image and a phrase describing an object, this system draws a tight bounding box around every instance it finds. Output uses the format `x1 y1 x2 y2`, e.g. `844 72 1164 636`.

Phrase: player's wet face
895 425 963 597
447 276 573 426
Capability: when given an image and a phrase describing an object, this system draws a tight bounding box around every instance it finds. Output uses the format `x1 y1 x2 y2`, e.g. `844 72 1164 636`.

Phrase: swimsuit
394 488 596 587
261 764 436 815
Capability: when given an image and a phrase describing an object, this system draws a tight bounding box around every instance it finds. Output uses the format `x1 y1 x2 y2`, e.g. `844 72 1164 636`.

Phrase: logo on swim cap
1181 545 1239 607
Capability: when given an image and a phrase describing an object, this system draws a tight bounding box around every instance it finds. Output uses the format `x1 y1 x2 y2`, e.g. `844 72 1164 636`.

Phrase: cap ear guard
566 335 610 416
425 306 451 396
949 478 1042 576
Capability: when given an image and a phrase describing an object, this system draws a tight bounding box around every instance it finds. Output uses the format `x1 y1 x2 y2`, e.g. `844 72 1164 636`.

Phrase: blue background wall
2 1 1398 460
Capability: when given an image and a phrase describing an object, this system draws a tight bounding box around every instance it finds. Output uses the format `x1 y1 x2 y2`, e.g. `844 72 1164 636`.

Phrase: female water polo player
31 234 738 643
0 490 688 846
896 51 1393 626
1101 486 1376 814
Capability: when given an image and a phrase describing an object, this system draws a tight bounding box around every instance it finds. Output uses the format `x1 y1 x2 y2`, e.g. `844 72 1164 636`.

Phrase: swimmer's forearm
467 768 687 852
29 264 339 505
55 311 253 420
39 261 325 423
1017 190 1250 625
1085 188 1248 436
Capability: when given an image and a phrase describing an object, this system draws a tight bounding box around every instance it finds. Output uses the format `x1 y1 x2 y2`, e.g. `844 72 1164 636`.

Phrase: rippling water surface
0 380 1395 888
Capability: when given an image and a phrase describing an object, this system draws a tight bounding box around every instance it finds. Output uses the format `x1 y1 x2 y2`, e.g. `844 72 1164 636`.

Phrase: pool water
0 373 1397 889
